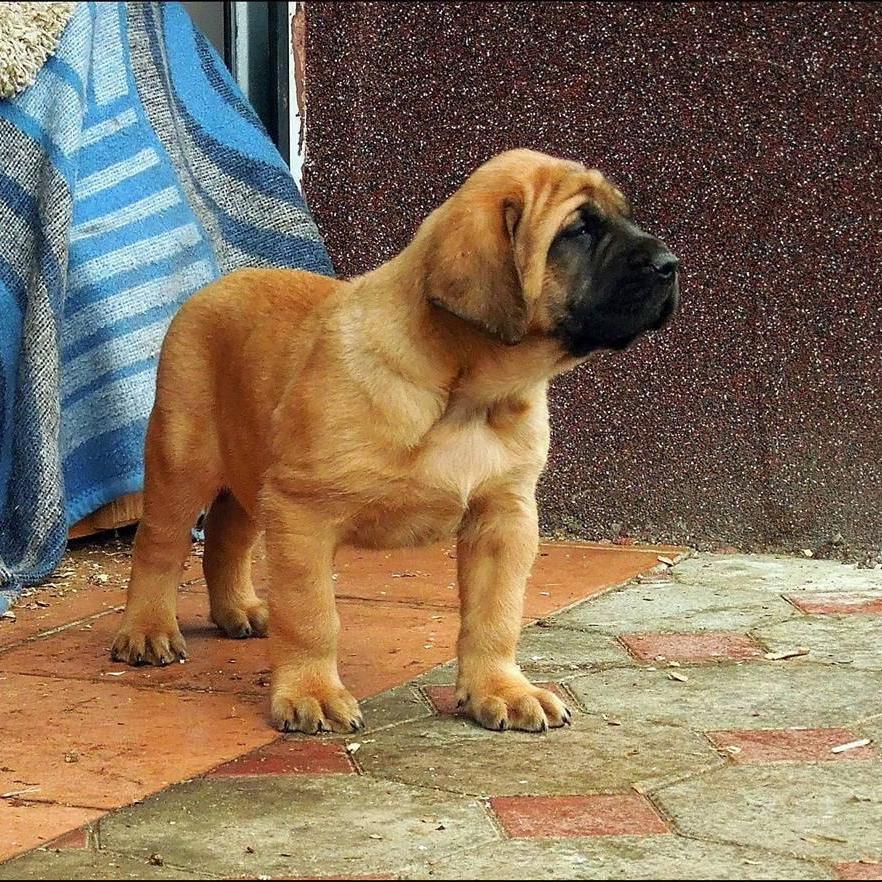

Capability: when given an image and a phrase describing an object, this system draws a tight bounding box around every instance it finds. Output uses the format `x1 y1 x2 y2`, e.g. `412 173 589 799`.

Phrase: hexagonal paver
756 617 882 670
672 556 882 595
655 764 882 862
403 836 834 879
0 849 207 881
97 775 497 878
355 715 720 796
553 583 797 634
516 625 632 673
411 661 460 687
859 717 882 745
358 683 434 731
569 664 882 729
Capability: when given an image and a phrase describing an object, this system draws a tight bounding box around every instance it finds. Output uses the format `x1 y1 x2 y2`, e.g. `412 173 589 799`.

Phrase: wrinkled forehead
513 161 630 241
551 165 630 221
462 151 631 226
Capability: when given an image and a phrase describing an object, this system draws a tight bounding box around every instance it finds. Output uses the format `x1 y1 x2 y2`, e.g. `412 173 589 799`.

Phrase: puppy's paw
111 619 187 667
271 672 363 735
456 672 572 733
211 598 269 640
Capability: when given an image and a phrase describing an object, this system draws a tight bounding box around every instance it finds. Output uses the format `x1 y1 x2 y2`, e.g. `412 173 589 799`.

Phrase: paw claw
111 621 187 668
271 679 361 736
459 677 570 734
212 600 269 641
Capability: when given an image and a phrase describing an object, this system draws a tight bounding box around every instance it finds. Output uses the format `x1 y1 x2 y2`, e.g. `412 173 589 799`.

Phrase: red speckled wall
302 1 882 556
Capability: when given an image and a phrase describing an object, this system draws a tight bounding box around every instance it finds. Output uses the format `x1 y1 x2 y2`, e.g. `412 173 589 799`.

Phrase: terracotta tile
210 740 353 776
0 538 677 838
0 543 214 652
0 588 125 651
490 793 669 838
0 544 673 697
0 672 274 810
0 594 461 701
0 543 210 651
707 728 877 763
786 592 882 615
0 592 264 695
423 683 569 717
619 632 764 663
236 542 674 618
836 862 882 880
0 800 103 863
525 544 680 619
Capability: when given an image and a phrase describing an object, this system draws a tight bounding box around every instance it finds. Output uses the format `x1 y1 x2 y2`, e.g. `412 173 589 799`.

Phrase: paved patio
1 543 881 879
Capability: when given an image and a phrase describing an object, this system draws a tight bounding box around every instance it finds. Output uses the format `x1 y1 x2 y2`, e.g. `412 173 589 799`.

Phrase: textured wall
303 1 882 553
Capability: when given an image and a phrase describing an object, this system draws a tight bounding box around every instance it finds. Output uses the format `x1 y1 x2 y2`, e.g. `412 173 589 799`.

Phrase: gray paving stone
674 555 882 594
356 715 721 796
360 683 434 731
404 835 835 879
412 661 460 686
756 617 882 671
655 763 882 862
552 583 797 634
569 664 882 729
0 850 206 881
98 775 497 878
858 715 882 741
517 624 633 673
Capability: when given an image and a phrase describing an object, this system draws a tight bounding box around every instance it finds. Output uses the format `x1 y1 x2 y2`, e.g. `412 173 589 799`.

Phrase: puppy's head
420 149 679 356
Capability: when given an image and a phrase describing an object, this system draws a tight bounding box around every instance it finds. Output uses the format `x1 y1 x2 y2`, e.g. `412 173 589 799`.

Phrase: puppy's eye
561 221 592 240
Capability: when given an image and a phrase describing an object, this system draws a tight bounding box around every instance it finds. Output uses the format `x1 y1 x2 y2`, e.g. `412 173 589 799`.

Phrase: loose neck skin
340 245 580 421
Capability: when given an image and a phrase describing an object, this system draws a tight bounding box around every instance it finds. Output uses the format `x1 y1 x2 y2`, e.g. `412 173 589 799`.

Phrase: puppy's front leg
263 488 362 734
456 490 572 733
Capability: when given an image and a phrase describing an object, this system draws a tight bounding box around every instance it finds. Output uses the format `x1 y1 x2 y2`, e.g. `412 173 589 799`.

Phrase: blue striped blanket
0 2 333 611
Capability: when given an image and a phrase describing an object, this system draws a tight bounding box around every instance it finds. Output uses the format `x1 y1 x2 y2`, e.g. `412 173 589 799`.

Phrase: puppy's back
148 268 344 488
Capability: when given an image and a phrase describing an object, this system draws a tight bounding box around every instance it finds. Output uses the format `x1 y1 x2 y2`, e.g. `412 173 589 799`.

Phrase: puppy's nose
633 245 679 281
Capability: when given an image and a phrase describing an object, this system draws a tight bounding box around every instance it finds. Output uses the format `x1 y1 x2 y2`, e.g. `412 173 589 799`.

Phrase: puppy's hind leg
204 490 268 639
111 409 216 666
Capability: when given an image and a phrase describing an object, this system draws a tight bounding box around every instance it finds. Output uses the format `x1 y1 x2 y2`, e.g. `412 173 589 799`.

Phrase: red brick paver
707 728 877 763
47 828 90 850
210 740 354 777
785 592 882 615
619 632 764 663
490 793 669 838
836 862 882 880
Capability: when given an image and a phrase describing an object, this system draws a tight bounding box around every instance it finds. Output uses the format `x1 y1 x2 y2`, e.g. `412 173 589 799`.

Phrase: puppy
111 149 678 734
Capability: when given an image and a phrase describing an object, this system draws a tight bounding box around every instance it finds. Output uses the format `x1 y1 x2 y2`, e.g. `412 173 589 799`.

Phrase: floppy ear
423 189 538 345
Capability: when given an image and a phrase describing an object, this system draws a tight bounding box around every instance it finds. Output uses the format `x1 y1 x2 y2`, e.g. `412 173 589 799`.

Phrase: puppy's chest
346 419 527 550
415 419 513 504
